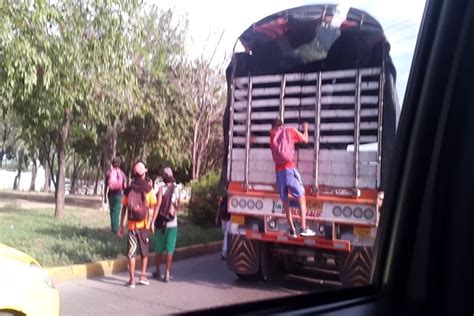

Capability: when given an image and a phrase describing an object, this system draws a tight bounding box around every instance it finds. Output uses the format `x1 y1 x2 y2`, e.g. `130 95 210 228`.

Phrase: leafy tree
0 1 228 216
118 7 192 175
188 170 221 227
0 112 19 167
182 55 227 180
1 1 139 217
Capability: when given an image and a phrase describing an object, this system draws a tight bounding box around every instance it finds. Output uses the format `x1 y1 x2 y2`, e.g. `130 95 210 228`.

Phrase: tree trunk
70 153 81 195
43 161 51 192
55 109 72 219
40 143 52 192
196 116 212 179
13 148 24 190
101 119 120 201
30 159 37 191
103 119 119 174
47 150 57 191
55 152 60 200
93 161 100 195
192 121 199 180
1 125 10 168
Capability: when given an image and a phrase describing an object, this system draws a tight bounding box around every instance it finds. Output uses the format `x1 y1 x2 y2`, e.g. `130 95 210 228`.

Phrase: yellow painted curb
47 241 223 284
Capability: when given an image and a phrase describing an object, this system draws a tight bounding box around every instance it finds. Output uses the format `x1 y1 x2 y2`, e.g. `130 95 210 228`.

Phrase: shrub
187 170 222 227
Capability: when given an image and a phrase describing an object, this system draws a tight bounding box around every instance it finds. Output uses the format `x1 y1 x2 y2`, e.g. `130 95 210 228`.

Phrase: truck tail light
364 208 375 219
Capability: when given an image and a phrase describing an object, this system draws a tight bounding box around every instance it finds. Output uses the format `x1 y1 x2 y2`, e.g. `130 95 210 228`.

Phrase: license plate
231 214 245 225
307 200 323 212
353 226 371 238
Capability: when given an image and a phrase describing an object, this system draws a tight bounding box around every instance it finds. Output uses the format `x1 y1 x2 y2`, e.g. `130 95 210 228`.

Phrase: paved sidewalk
48 241 223 284
58 252 308 315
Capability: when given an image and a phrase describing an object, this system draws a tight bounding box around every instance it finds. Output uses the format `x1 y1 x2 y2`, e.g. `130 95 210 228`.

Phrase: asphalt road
58 252 335 315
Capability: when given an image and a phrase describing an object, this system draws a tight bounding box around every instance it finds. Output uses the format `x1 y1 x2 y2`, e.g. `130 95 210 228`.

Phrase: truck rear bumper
229 229 352 252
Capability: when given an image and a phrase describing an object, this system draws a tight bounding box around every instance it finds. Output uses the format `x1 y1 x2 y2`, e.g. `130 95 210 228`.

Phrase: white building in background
0 164 46 191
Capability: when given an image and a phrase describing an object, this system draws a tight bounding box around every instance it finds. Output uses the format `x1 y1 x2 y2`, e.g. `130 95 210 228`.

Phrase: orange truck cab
221 4 399 287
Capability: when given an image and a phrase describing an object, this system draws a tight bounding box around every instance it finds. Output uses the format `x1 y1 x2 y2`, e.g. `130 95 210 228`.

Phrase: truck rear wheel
227 233 261 278
236 241 273 281
336 246 373 287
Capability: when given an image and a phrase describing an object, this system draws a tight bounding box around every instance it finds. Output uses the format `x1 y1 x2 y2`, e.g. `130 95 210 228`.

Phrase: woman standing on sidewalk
104 157 127 234
151 167 180 282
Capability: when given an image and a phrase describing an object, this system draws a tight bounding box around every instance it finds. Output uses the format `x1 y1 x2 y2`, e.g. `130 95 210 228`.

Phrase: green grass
0 201 222 267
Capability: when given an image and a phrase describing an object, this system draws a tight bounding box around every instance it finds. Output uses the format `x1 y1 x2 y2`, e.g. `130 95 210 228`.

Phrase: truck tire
336 246 373 287
235 273 260 281
259 241 271 281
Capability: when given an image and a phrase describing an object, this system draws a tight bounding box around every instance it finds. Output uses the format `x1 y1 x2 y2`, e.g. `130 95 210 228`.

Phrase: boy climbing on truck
270 118 316 238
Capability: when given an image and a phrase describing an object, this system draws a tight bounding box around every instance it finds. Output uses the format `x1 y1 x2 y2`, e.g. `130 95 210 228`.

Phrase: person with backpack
215 191 230 260
104 157 127 234
118 162 156 288
151 167 180 283
270 118 316 238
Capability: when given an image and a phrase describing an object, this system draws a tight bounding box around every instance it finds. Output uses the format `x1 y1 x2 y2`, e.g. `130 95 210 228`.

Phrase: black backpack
155 184 175 228
127 189 147 221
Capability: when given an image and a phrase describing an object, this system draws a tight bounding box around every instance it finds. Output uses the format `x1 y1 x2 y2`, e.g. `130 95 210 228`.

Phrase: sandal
125 282 135 289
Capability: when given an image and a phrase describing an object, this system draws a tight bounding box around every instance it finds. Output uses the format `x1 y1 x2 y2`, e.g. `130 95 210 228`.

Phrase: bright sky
149 0 426 103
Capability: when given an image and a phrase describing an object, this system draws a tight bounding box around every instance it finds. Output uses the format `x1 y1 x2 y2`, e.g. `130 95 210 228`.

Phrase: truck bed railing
228 67 384 194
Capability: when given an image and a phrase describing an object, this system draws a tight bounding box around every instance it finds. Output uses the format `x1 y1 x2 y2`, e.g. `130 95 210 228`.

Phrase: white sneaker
300 228 316 237
139 278 150 286
287 228 297 238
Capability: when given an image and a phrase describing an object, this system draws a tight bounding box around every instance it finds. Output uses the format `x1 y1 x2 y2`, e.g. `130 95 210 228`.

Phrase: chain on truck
220 4 399 287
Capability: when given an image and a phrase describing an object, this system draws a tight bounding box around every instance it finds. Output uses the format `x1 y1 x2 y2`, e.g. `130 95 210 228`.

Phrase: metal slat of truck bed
320 108 378 118
354 70 362 190
314 72 322 192
319 135 377 144
234 72 318 86
233 68 380 86
233 82 379 108
244 76 253 190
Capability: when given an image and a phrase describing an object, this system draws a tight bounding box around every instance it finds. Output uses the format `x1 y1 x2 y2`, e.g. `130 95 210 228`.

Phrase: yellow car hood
0 243 38 266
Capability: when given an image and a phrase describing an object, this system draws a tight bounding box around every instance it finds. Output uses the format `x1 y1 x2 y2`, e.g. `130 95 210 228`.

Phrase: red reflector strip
304 239 316 246
244 231 351 251
333 241 348 249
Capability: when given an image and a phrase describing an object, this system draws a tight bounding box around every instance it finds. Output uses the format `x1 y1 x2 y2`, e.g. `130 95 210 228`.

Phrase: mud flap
336 246 373 287
227 233 261 276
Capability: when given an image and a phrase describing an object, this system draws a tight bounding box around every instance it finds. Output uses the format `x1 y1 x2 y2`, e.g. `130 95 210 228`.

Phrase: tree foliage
0 1 227 219
1 1 140 217
188 170 221 227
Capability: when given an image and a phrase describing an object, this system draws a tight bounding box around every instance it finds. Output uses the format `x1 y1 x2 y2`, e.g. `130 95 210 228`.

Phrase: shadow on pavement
154 252 330 294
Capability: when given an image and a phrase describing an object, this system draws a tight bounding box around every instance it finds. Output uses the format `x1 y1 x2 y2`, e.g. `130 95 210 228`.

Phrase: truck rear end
222 5 398 287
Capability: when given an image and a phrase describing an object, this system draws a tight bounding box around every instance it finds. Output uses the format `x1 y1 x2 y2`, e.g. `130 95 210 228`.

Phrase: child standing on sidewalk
118 162 156 288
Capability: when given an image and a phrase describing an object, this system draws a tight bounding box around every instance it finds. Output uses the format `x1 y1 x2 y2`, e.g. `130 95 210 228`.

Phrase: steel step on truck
221 4 399 287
